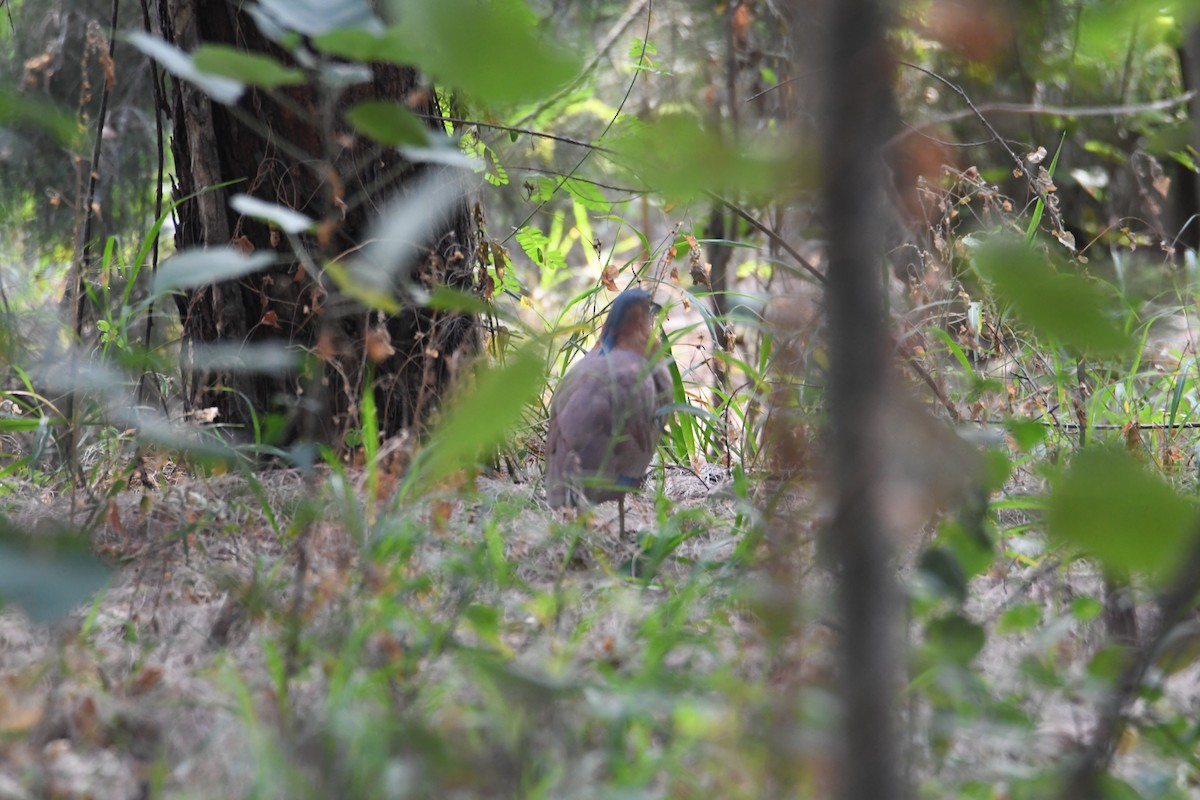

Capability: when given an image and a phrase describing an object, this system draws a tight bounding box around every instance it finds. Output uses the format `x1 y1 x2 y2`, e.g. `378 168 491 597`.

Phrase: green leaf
345 100 430 147
997 602 1043 634
925 614 986 666
972 239 1131 356
562 178 611 212
417 345 545 486
153 247 276 293
515 226 567 271
917 546 968 604
386 0 579 105
0 88 83 149
1005 418 1048 452
1071 595 1103 622
314 26 410 61
609 112 800 200
464 603 501 641
426 287 491 315
323 261 401 314
1085 644 1125 682
939 518 994 581
192 45 305 88
1046 447 1196 580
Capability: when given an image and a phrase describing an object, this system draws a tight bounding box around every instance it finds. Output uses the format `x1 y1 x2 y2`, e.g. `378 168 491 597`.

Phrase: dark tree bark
155 0 478 445
1175 28 1200 252
819 0 905 799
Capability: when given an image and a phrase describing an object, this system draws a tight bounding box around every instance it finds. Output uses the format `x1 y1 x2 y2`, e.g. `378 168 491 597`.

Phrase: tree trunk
155 0 478 446
819 0 905 797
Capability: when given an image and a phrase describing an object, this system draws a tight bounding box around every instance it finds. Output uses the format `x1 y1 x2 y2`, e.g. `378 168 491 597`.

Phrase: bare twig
706 191 827 284
1059 529 1200 798
137 0 167 410
890 93 1194 144
898 62 1057 222
512 0 652 129
500 0 654 250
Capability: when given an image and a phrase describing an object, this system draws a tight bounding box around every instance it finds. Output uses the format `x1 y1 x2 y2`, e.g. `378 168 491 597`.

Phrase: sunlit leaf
418 345 544 486
972 239 1131 356
192 45 305 88
1046 447 1196 580
345 100 430 146
562 178 611 212
515 225 566 271
230 194 315 234
153 247 276 293
426 287 491 314
386 0 579 105
126 32 244 105
609 112 800 200
997 603 1042 634
313 26 411 61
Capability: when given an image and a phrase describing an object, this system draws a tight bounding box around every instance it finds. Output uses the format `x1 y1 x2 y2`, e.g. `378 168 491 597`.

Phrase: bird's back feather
546 347 670 506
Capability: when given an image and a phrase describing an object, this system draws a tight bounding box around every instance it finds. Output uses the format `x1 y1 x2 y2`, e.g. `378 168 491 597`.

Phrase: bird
545 288 674 536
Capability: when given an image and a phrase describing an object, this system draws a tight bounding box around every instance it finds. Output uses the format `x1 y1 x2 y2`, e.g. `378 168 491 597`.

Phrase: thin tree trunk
819 0 905 798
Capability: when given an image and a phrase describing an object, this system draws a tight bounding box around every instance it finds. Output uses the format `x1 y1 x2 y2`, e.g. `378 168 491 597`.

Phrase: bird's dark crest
599 288 653 354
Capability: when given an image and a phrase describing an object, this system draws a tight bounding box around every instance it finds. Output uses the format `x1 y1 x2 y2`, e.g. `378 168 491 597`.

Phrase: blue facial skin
599 289 652 354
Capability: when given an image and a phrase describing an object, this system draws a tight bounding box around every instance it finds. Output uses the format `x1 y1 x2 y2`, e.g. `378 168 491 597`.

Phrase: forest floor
0 453 1198 798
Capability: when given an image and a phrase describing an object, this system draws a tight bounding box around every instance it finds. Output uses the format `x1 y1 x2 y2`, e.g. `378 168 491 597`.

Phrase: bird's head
599 288 659 355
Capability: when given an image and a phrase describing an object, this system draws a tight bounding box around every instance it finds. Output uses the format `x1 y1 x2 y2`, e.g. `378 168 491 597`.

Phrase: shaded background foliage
0 0 158 248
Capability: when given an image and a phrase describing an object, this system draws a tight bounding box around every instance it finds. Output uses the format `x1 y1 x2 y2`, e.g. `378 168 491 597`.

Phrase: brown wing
545 349 661 505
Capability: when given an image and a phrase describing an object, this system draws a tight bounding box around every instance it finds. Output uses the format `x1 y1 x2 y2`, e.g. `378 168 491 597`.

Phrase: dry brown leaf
366 326 396 363
601 264 620 293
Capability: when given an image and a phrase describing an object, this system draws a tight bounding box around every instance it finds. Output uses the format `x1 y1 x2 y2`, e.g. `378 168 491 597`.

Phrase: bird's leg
618 495 627 539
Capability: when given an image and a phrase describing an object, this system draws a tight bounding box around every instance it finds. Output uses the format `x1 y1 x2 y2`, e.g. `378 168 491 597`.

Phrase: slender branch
1059 528 1200 798
137 0 166 410
890 92 1194 145
415 112 615 154
898 62 1055 219
500 0 654 249
74 2 122 335
706 191 827 284
512 0 652 129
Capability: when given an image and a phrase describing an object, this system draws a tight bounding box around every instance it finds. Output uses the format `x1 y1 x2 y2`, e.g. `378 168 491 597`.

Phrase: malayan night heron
545 288 674 536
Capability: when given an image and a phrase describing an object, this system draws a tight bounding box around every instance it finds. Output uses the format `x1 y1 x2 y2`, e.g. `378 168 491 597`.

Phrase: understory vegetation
4 0 1200 798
